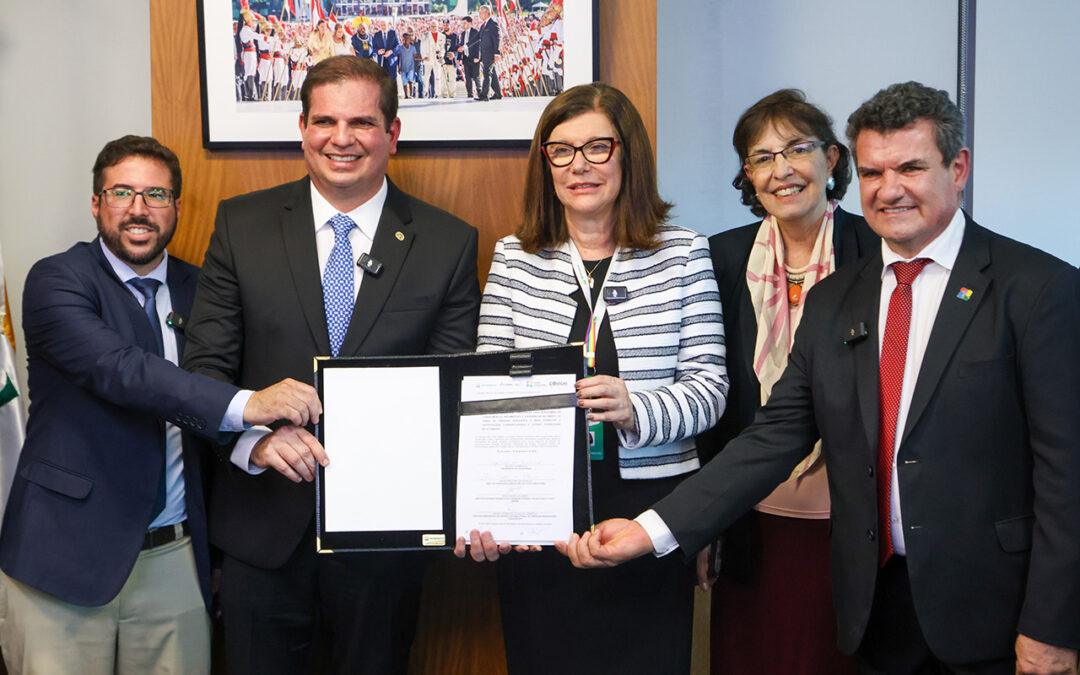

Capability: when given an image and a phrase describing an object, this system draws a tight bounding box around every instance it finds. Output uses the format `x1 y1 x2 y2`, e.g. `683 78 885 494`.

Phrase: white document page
322 366 443 533
456 374 577 544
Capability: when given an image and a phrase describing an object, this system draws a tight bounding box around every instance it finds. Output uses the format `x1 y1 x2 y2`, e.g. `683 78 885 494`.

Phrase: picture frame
197 0 598 149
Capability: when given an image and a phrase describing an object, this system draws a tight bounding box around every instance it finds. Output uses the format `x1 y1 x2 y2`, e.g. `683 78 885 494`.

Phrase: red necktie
877 258 931 566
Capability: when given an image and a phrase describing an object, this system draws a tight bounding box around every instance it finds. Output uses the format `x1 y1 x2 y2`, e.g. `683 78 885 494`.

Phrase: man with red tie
561 82 1080 675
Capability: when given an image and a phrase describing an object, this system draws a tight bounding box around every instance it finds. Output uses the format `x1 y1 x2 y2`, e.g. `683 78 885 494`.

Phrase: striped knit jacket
478 224 729 479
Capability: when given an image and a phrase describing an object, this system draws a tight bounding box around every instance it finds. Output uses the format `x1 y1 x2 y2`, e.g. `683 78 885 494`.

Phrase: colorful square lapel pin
956 287 974 301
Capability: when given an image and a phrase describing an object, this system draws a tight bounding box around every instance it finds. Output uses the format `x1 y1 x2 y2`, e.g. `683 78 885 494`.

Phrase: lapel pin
956 287 974 301
395 231 405 241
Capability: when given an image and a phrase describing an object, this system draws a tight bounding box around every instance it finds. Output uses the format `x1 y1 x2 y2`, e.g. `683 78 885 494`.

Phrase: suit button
867 465 874 477
867 529 875 541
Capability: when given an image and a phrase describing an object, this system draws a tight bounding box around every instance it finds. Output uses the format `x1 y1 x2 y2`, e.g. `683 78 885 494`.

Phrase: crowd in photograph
233 2 565 102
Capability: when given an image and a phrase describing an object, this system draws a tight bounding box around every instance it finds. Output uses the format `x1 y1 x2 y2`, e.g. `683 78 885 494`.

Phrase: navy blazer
0 239 239 608
657 217 1080 660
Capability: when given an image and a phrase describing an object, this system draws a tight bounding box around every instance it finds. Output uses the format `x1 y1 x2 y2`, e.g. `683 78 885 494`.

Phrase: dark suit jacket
182 177 480 569
656 216 1080 661
0 240 238 608
372 29 399 68
478 18 500 64
461 27 480 59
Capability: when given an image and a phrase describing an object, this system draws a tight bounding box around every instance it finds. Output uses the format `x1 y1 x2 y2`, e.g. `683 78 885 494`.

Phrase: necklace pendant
588 276 595 289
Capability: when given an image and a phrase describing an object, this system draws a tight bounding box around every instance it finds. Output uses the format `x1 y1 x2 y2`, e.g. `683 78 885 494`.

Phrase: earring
826 176 836 191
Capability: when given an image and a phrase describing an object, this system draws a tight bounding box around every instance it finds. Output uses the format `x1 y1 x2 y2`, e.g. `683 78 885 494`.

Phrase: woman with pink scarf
700 89 877 675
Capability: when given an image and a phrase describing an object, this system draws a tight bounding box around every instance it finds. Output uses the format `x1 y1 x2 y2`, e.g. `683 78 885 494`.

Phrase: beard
97 213 176 268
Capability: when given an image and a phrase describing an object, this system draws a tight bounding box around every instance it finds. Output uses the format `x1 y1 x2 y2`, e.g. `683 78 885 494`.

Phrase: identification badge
603 285 628 304
588 420 604 460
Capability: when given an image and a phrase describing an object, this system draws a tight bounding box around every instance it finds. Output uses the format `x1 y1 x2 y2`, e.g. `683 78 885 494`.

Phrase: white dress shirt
230 178 389 472
637 208 968 558
877 208 965 555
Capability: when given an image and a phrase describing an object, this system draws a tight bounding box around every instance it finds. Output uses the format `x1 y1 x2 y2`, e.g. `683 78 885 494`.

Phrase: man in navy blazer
371 19 399 79
0 135 320 674
562 83 1080 674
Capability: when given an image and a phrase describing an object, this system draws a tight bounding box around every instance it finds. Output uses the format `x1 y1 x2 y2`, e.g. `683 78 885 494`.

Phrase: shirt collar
880 208 966 278
310 177 388 241
99 237 169 284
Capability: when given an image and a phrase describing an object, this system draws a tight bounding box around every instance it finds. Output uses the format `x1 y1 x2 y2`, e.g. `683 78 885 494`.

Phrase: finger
277 437 316 482
295 427 330 467
479 531 500 561
453 536 466 558
263 443 304 483
564 533 580 566
584 530 607 566
577 531 599 567
553 540 568 556
285 379 323 424
469 529 485 562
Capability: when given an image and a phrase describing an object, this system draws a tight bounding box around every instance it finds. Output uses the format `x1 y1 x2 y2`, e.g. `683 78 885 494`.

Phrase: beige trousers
0 536 210 675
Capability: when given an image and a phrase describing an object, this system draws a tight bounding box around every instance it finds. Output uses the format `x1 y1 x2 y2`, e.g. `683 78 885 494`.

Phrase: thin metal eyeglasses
98 186 175 209
744 140 827 171
541 137 617 167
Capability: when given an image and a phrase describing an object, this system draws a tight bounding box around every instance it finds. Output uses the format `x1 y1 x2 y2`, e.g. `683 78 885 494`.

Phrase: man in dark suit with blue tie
182 56 480 675
0 135 321 674
561 82 1080 674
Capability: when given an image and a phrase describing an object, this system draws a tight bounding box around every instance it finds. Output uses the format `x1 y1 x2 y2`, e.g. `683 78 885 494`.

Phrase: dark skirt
711 511 856 675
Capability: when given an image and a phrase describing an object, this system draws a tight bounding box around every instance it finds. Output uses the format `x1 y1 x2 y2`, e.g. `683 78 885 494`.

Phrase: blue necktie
323 214 356 357
128 278 164 357
128 277 167 519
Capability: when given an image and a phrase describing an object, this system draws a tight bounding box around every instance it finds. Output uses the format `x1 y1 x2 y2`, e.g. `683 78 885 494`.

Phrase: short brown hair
731 89 851 218
300 55 397 131
517 82 670 253
92 135 182 199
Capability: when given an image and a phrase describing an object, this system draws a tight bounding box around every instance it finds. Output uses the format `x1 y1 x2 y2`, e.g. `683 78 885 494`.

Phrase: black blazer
0 240 238 608
182 177 480 569
656 216 1080 661
478 18 500 64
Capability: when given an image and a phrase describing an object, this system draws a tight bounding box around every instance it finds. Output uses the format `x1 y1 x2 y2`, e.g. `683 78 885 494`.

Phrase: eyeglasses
98 186 175 209
541 138 617 167
744 140 827 172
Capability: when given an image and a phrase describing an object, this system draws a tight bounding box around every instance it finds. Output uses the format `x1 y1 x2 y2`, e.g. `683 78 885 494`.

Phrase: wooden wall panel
150 2 656 673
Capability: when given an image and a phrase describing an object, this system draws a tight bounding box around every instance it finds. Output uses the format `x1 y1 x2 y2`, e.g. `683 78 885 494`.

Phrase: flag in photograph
0 241 25 524
311 0 327 24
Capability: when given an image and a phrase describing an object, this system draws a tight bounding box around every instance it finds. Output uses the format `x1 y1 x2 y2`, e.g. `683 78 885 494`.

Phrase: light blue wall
658 0 1079 266
0 1 152 392
971 4 1080 264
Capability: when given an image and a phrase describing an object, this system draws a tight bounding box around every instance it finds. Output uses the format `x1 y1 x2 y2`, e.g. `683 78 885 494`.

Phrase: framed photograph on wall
197 0 598 149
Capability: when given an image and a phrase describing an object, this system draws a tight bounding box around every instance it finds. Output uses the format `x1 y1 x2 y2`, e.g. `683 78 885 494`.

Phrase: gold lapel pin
395 231 405 241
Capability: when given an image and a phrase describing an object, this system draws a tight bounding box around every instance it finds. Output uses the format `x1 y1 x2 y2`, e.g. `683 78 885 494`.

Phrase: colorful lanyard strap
567 241 617 371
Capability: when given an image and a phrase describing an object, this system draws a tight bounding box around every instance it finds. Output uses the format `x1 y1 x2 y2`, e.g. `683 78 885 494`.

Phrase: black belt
142 520 190 550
